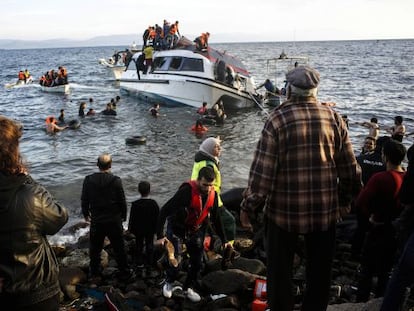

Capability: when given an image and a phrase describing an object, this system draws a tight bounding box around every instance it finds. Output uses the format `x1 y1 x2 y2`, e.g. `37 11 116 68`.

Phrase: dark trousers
220 206 236 241
356 223 397 302
89 221 128 275
166 224 205 291
266 220 336 311
380 231 414 311
134 233 154 266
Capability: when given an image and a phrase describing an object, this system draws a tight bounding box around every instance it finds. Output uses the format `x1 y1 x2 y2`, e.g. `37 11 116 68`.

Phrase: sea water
0 39 413 244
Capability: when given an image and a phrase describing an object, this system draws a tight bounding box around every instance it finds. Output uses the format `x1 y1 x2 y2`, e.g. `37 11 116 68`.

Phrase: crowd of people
17 69 32 84
142 20 210 53
142 20 181 51
44 96 120 134
2 65 414 310
39 66 68 87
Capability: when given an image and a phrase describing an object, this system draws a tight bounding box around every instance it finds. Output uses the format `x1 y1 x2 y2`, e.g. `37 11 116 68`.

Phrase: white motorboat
98 57 126 80
129 42 140 53
119 37 260 110
40 83 70 94
4 76 34 89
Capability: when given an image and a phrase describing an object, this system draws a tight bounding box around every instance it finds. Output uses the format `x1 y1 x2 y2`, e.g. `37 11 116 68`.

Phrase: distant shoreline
0 36 412 50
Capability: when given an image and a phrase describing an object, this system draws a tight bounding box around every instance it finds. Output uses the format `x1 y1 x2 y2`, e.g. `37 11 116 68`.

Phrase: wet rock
202 269 257 294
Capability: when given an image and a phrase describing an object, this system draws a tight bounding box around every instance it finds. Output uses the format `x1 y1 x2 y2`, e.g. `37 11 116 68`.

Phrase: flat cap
286 65 320 89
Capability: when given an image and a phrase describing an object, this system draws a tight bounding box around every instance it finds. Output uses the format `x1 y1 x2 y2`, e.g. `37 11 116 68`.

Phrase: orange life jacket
18 72 25 80
185 180 215 231
191 124 208 133
169 24 177 35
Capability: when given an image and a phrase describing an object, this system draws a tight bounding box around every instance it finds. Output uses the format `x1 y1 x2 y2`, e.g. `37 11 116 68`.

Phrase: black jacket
157 183 226 242
194 150 219 167
81 172 127 224
128 198 160 236
0 173 68 306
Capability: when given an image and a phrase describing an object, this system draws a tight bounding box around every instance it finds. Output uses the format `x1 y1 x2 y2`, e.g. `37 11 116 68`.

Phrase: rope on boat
248 92 270 117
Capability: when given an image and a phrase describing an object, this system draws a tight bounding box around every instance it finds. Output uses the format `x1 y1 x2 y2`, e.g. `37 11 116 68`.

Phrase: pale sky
1 0 413 42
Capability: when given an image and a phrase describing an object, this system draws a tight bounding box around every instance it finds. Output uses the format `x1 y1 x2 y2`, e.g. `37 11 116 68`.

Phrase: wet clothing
81 171 128 275
0 173 68 309
102 108 117 116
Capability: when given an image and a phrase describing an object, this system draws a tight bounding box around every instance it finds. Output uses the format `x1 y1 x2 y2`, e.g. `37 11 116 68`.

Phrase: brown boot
164 239 178 268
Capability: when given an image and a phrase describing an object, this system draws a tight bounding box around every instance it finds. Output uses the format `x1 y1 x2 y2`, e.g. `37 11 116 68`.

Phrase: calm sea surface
1 40 413 243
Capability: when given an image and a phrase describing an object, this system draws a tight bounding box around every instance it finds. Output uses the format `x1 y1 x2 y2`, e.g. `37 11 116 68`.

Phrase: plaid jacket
246 97 360 233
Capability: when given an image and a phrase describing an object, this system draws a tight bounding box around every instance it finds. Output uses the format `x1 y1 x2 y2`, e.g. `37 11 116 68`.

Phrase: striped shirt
246 97 360 233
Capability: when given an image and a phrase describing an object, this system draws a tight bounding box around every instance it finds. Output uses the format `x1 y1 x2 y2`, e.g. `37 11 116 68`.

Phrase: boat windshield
153 56 204 72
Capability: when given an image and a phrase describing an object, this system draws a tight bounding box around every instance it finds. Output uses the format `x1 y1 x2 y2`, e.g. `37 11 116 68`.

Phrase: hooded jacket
0 172 68 305
81 172 127 224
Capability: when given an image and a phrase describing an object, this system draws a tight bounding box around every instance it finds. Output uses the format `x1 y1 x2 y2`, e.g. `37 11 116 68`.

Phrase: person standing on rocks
190 136 238 265
240 66 361 311
355 139 406 302
81 153 130 280
157 166 231 302
128 180 160 269
0 115 68 310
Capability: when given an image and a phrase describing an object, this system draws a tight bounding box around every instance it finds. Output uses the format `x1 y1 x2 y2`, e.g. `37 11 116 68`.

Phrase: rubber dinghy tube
125 136 146 145
67 119 81 129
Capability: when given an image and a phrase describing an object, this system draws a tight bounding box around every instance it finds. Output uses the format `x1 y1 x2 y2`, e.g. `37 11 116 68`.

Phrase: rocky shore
55 212 413 311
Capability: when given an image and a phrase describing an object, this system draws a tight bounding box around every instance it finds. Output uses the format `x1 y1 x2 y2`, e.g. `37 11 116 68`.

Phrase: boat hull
119 42 258 110
4 76 34 89
40 84 70 94
99 58 126 80
120 77 254 109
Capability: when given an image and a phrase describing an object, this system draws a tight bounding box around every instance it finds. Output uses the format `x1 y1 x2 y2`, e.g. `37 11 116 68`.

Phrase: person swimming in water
45 116 68 134
79 102 87 117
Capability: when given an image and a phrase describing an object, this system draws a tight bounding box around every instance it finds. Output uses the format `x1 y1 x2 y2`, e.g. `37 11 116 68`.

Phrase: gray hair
289 84 318 97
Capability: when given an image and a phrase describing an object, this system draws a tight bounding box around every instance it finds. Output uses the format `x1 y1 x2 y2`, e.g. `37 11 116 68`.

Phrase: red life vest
185 180 215 231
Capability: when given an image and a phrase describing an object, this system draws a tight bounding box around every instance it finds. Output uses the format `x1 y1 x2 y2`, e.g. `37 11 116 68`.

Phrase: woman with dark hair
0 115 68 310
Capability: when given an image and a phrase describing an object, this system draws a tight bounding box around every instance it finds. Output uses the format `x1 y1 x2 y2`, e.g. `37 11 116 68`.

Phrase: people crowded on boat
165 20 180 49
39 66 68 87
256 79 281 96
194 32 210 51
19 69 32 83
143 45 154 74
18 70 25 81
